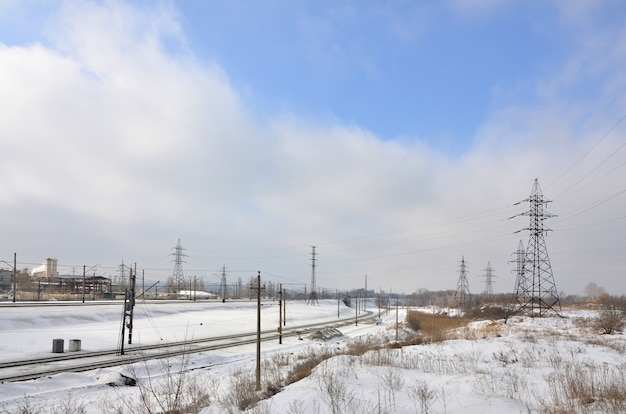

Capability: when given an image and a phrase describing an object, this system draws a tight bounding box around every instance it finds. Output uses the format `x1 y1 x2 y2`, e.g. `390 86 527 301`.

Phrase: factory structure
0 258 112 301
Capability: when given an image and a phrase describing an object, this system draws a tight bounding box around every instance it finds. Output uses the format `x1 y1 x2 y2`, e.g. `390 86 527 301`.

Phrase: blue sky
174 1 552 149
1 0 625 296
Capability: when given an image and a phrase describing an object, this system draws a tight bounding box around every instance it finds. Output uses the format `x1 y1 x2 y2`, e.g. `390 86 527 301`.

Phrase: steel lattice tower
307 246 319 305
455 256 471 308
482 262 496 298
511 179 561 317
170 238 187 292
511 240 526 305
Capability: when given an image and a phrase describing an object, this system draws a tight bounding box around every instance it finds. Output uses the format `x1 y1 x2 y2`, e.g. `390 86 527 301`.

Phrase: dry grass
286 348 336 385
538 359 626 413
405 310 472 342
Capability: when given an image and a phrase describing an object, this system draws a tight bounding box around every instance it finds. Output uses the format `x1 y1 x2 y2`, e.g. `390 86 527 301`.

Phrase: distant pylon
170 238 187 293
482 262 496 298
511 240 526 305
454 256 471 308
510 179 561 317
307 246 319 305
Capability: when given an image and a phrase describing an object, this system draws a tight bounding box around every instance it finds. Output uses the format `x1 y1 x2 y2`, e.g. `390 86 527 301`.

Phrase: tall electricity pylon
170 238 187 293
511 240 526 306
455 256 471 308
510 179 561 317
482 262 496 298
307 246 319 305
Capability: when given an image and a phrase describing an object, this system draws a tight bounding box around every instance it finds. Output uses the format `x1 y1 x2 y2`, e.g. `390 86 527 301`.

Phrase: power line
549 113 626 192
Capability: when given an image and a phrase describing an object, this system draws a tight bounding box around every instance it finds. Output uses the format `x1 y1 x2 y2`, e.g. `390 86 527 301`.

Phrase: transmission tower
118 260 129 289
482 262 496 298
510 179 561 317
511 240 526 306
454 256 471 308
307 246 319 305
170 238 187 293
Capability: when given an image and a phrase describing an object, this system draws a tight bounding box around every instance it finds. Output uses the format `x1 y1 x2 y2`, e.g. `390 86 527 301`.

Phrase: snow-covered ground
0 301 625 413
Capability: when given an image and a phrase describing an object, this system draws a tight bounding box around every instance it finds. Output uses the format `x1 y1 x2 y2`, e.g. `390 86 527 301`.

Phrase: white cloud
0 1 624 295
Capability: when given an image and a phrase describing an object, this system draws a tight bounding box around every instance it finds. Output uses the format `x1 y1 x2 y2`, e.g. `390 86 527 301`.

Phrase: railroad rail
0 310 376 382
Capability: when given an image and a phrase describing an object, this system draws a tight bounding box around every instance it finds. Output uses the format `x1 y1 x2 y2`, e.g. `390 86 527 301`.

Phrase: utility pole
364 274 367 311
355 296 358 326
395 294 399 341
118 267 136 355
128 267 136 344
283 286 286 326
250 271 265 391
337 289 340 318
307 246 319 305
278 283 283 344
220 265 227 303
13 253 16 303
82 265 86 303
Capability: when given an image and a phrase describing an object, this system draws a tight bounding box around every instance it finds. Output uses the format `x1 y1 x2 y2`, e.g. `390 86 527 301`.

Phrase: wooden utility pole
13 253 16 303
82 265 86 303
395 294 399 341
283 287 286 326
128 267 136 344
250 271 265 391
278 283 283 344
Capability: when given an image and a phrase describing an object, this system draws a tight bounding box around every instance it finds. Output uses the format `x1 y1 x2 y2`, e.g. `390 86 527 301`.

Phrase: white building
32 258 58 278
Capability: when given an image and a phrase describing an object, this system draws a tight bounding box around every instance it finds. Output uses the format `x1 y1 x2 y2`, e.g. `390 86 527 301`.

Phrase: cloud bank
1 1 625 295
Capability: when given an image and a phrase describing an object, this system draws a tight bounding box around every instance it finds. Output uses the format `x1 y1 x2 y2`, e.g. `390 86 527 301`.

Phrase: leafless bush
502 367 528 400
221 368 260 413
594 294 625 335
381 367 404 409
439 386 449 414
360 348 397 367
493 349 518 366
286 399 310 414
472 371 498 396
315 369 355 414
1 397 42 414
409 382 437 414
1 394 86 414
518 346 543 369
345 335 384 356
124 354 214 414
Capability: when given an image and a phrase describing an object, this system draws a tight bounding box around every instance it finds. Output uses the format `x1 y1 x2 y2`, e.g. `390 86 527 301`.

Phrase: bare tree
594 293 625 334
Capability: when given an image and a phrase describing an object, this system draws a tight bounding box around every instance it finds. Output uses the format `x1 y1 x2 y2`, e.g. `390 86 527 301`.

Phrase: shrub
594 294 625 334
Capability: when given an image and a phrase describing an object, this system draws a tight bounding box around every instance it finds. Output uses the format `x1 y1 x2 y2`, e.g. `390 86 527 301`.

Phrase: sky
0 0 625 296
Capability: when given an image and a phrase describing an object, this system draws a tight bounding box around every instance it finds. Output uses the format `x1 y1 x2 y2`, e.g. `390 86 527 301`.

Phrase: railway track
0 310 376 383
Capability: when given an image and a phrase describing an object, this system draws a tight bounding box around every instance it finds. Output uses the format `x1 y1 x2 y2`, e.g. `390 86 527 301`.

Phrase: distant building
0 269 13 292
32 258 59 278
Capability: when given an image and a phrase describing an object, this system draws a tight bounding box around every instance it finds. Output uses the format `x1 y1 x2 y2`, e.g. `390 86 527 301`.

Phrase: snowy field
0 300 625 413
